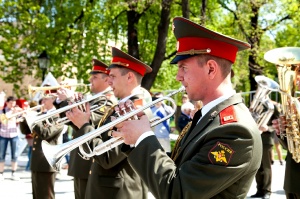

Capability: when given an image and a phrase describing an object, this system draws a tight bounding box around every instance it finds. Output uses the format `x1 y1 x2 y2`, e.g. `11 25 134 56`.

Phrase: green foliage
0 0 300 97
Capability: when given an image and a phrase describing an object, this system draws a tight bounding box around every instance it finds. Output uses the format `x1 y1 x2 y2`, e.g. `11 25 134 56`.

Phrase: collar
201 90 236 118
119 85 142 103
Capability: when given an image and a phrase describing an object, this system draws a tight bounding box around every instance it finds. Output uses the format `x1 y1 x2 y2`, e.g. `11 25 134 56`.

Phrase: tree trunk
182 0 190 18
127 9 140 59
200 0 207 25
142 0 173 90
248 3 263 92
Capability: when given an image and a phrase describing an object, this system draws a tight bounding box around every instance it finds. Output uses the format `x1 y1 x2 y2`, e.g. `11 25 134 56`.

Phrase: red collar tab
177 37 238 63
111 56 146 76
92 65 109 74
219 105 237 125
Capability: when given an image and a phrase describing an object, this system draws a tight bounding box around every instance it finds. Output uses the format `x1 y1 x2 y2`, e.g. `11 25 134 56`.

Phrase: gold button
89 170 92 175
33 148 35 151
34 142 36 144
36 136 38 138
92 159 94 163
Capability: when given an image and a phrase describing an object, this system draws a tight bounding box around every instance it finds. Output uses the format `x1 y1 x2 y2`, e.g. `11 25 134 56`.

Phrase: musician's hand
12 106 23 113
57 88 75 102
113 114 152 145
272 118 283 136
66 103 90 129
259 124 268 132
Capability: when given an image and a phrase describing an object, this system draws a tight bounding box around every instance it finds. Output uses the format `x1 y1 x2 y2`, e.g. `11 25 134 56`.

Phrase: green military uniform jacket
124 94 262 199
54 96 112 179
19 113 64 172
79 88 152 199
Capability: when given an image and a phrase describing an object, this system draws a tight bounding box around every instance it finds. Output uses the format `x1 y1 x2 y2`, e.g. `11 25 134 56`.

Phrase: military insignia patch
219 105 237 125
208 142 235 166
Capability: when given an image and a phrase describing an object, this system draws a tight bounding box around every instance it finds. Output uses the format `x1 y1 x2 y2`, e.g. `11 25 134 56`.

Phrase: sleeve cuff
135 131 155 147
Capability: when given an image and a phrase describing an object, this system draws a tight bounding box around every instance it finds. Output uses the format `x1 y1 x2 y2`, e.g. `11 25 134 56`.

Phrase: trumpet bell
264 47 300 65
42 140 64 171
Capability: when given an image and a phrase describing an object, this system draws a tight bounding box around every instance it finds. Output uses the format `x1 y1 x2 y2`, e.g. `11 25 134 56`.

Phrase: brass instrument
249 75 279 133
28 83 91 98
25 89 111 131
264 47 300 162
0 105 43 123
41 86 185 170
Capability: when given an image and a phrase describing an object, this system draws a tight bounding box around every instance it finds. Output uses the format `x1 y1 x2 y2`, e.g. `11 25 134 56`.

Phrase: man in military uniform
66 47 152 199
113 17 262 199
272 56 300 199
19 90 64 199
251 100 280 199
55 59 116 199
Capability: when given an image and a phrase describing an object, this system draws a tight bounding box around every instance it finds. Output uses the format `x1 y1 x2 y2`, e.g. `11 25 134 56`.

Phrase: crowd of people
0 16 299 199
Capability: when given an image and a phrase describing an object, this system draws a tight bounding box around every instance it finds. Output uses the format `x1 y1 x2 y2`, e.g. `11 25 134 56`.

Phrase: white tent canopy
31 72 59 102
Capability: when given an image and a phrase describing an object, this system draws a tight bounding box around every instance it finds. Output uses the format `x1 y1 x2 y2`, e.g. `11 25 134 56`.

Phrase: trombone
42 86 185 170
28 83 91 98
25 89 112 130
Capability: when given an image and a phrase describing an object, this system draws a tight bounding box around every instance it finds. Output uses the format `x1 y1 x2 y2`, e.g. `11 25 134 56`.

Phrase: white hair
181 102 195 112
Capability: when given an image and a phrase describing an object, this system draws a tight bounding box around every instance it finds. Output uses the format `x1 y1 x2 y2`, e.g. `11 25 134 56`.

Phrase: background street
0 139 286 199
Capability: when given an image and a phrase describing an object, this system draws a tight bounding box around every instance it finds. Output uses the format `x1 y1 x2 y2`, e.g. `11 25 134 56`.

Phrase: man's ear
127 71 134 82
206 60 218 79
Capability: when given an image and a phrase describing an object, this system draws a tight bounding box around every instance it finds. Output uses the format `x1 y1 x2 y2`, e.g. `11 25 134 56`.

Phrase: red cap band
111 56 147 76
177 37 238 63
92 65 109 74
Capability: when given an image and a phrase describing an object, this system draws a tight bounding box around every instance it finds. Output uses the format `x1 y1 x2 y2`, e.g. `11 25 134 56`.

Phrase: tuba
264 47 300 163
249 75 279 133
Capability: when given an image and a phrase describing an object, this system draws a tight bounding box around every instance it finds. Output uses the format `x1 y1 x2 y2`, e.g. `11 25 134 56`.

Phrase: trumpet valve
125 100 138 120
115 107 121 117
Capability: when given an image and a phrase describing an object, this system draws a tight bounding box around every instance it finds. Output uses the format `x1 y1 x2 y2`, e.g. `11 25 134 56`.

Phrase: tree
217 0 295 91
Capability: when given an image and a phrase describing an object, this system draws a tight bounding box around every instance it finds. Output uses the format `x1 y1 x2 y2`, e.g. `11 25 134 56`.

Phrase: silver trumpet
42 86 185 170
25 89 111 130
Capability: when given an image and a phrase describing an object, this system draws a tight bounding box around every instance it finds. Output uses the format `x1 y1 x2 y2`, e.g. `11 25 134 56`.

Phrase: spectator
272 134 284 165
181 94 189 104
151 92 173 152
0 96 22 181
177 101 194 132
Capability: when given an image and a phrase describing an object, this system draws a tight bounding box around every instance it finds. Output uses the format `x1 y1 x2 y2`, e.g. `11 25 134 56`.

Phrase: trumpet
28 83 91 98
0 105 43 123
25 89 111 130
42 86 185 170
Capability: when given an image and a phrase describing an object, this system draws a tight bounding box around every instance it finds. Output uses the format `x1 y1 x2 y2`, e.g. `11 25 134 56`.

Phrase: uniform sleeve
31 115 64 140
127 123 260 199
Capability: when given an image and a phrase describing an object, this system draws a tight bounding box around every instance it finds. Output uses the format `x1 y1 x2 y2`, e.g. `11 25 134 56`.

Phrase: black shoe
262 193 271 199
271 160 274 165
280 160 283 165
250 193 264 198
